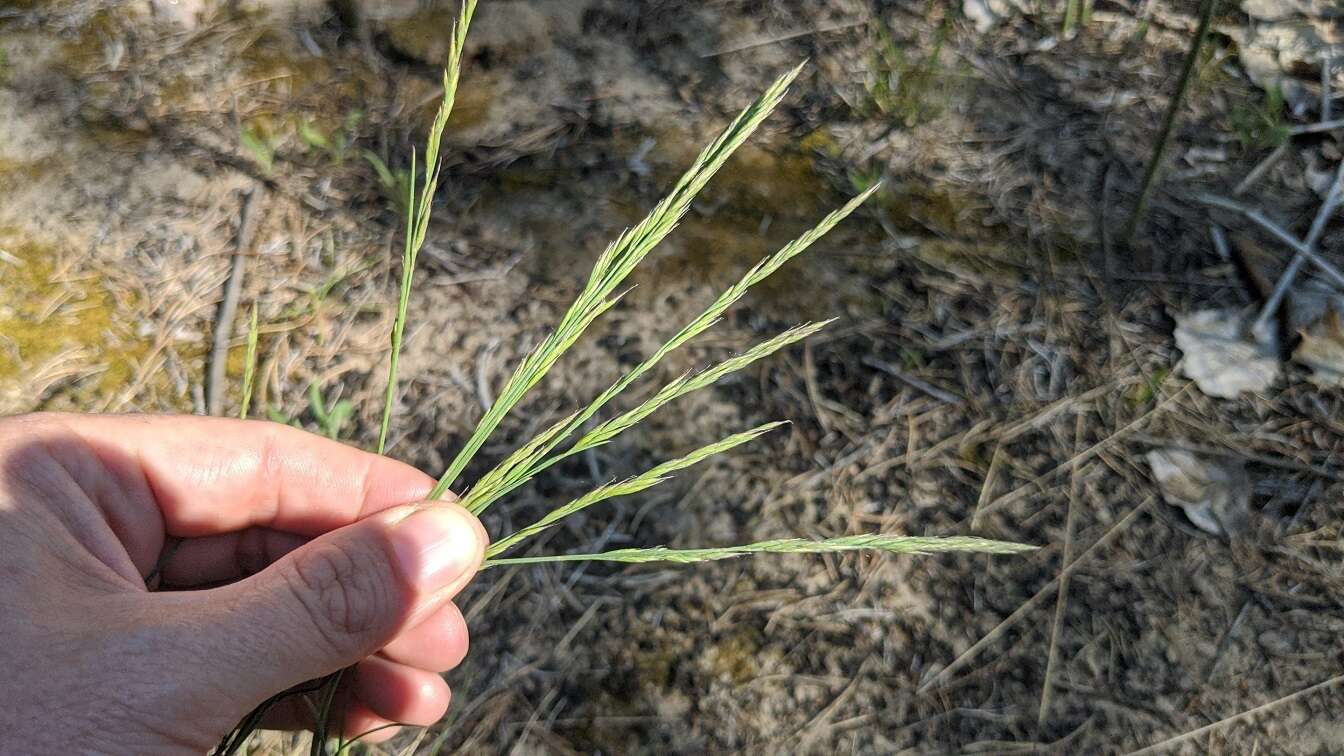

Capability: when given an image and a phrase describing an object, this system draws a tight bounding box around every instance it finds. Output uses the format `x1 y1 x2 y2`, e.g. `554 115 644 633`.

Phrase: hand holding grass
0 413 487 752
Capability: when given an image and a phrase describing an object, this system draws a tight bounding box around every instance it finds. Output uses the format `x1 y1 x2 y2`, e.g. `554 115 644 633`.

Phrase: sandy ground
3 0 1344 753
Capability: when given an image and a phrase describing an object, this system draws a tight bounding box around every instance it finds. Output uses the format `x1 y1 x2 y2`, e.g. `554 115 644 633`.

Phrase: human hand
0 413 487 754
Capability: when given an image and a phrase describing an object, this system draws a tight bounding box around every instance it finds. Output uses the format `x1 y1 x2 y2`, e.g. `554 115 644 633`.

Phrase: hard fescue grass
223 0 1032 751
377 0 476 456
427 59 810 502
410 32 1029 566
485 535 1037 568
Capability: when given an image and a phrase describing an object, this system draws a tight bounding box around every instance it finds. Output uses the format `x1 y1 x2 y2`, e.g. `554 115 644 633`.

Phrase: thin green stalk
1119 0 1218 250
460 186 879 513
222 4 476 755
377 0 476 454
1063 0 1080 37
334 723 404 754
429 63 806 500
483 535 1036 568
377 148 417 454
240 303 259 419
487 422 786 558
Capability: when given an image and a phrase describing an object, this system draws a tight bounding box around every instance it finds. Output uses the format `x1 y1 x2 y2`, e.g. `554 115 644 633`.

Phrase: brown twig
1126 673 1344 754
206 188 263 416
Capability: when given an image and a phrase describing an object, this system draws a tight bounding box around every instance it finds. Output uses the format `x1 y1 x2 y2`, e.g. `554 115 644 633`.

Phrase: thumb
184 503 486 705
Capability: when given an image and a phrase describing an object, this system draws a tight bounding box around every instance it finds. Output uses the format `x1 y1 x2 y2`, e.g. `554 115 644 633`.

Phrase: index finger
12 413 441 538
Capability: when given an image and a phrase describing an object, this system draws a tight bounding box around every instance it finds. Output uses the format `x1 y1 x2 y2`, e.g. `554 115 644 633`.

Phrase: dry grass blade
483 535 1036 568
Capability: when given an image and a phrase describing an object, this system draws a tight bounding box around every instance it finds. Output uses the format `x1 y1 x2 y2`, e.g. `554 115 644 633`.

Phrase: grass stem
1119 0 1219 252
240 303 259 419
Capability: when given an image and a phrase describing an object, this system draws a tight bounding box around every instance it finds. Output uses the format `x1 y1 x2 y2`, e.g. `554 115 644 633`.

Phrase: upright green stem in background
377 0 477 454
378 149 417 454
1119 0 1218 252
1062 0 1081 37
239 303 259 419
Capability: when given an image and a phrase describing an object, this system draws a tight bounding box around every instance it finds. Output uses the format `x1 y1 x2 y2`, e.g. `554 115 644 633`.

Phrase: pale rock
962 0 1031 34
1221 21 1333 110
1173 308 1280 398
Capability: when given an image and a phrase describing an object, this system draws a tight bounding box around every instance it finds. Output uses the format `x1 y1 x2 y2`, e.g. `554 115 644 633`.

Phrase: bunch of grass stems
216 2 1033 752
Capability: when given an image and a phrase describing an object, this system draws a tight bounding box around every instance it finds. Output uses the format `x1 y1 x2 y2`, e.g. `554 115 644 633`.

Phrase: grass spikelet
484 535 1038 568
464 320 833 514
487 422 787 558
429 63 806 499
459 186 880 514
377 0 476 455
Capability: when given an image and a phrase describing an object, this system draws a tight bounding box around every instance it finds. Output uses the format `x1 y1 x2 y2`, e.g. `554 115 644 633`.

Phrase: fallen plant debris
1146 447 1252 537
1294 307 1344 387
1172 307 1280 398
215 2 1033 752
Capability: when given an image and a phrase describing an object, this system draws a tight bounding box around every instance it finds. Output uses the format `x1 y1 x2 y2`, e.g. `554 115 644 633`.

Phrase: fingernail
390 507 484 593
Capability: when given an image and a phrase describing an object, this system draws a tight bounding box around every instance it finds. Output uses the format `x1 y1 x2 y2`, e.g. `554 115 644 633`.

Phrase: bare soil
3 0 1344 753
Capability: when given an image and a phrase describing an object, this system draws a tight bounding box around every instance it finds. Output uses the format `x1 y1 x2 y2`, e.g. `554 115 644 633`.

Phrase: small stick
1288 118 1344 135
862 357 964 404
1037 414 1085 731
977 384 1185 520
1126 673 1344 755
1322 54 1333 122
1251 159 1344 334
917 496 1153 693
1198 194 1344 290
1232 143 1287 196
702 18 866 57
206 189 262 417
970 441 1006 531
1208 224 1230 261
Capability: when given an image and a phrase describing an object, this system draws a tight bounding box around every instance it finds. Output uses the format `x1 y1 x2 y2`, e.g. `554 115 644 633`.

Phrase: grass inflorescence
485 535 1037 568
220 0 1033 751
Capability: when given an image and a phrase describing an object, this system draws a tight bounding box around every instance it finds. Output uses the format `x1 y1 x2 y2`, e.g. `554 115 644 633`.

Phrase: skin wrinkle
236 526 272 578
355 454 381 522
7 416 141 586
253 424 284 531
66 422 166 578
10 436 141 592
120 438 166 575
